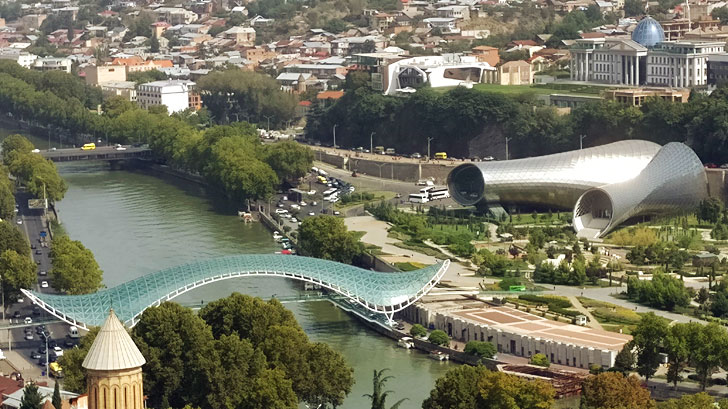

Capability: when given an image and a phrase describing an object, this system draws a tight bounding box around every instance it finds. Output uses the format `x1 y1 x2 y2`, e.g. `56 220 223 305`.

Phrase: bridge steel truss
22 254 449 329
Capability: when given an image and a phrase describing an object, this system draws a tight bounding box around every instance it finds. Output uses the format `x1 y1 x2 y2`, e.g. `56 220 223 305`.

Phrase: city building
137 80 196 114
708 53 728 86
100 81 138 102
31 56 72 73
646 40 725 87
153 7 199 25
604 87 690 105
661 17 720 41
84 65 127 86
83 309 146 409
223 26 256 46
0 49 37 68
494 60 533 85
570 16 726 87
471 45 499 66
382 54 495 94
447 140 707 237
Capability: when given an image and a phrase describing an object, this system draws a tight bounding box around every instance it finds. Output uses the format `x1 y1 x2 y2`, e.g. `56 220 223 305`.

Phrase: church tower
82 310 146 409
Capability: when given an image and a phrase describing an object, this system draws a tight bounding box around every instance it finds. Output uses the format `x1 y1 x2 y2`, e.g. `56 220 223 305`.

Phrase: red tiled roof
580 32 606 38
298 100 312 106
316 90 344 100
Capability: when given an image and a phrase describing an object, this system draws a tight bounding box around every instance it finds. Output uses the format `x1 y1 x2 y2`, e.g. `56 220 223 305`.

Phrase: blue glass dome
631 16 665 47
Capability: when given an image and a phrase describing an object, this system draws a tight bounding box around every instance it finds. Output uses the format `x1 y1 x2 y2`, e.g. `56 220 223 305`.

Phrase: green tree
58 327 100 393
624 0 644 16
580 372 656 409
19 383 43 409
424 367 554 409
409 324 427 338
1 134 34 165
632 313 668 382
712 6 728 21
697 198 724 223
693 323 728 390
530 353 550 368
664 323 695 389
463 341 496 359
50 235 103 294
344 71 370 91
323 18 348 33
0 249 37 302
0 221 29 257
612 343 635 374
52 381 61 409
298 215 361 264
363 369 406 409
659 393 722 409
263 141 314 181
428 330 449 346
150 35 160 52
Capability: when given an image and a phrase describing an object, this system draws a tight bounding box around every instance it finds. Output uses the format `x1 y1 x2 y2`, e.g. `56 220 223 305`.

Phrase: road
8 189 77 380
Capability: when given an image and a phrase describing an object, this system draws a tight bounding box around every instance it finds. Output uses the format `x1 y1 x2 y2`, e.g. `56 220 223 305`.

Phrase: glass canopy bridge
21 254 449 329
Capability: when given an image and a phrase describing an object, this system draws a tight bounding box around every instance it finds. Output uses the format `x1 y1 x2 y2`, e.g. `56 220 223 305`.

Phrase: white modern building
646 40 725 87
0 49 38 68
383 54 494 95
137 80 195 114
31 56 72 73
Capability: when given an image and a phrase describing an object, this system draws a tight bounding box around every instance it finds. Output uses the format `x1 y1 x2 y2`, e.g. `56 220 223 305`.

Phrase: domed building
83 309 146 409
631 16 666 47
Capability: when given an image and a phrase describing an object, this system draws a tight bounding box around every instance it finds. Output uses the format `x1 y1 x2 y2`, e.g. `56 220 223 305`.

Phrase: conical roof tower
83 309 146 409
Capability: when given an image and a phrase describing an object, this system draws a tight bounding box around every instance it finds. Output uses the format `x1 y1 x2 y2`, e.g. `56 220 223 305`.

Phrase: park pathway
567 295 603 330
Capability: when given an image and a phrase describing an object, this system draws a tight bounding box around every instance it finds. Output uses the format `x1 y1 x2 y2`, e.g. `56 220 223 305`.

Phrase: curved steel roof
23 255 449 330
448 140 661 209
573 142 707 238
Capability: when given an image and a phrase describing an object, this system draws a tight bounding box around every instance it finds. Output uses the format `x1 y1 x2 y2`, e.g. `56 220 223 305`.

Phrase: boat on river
428 351 449 361
397 337 415 349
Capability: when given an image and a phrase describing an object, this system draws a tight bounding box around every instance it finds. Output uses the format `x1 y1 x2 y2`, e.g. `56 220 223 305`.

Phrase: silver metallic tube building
573 142 708 238
447 140 662 209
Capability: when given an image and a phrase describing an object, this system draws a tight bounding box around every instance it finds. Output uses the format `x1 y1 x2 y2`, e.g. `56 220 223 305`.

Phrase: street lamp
505 137 512 160
264 115 274 131
333 124 338 149
579 134 587 150
427 137 435 160
370 132 376 154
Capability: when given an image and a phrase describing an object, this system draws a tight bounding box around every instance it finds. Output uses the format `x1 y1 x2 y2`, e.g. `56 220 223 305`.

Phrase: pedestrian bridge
21 254 449 329
40 147 152 162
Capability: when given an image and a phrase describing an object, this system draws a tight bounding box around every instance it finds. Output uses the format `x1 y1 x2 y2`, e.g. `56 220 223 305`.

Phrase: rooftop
82 309 146 371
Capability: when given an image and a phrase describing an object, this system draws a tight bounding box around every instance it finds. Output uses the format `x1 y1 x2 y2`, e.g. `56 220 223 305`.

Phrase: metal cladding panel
447 140 661 209
574 142 707 237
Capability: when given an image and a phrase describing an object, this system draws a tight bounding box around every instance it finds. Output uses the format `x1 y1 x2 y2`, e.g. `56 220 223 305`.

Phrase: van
434 152 447 160
81 143 96 151
374 146 385 154
385 148 396 155
68 326 79 339
318 169 328 176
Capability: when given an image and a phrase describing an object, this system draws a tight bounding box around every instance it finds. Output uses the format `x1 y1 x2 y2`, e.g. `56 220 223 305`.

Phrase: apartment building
137 80 196 114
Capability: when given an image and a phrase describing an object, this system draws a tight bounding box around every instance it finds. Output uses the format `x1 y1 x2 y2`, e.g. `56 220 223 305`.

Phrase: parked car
290 218 298 223
24 317 32 324
52 346 63 357
411 153 422 159
30 351 41 359
275 209 288 214
308 212 315 216
41 281 48 288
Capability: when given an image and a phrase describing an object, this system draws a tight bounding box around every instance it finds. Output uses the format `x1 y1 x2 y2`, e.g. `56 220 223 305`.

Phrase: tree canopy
297 215 361 264
50 235 103 294
580 372 655 409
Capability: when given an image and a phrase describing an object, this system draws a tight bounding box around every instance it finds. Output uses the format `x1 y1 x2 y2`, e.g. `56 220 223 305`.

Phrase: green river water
0 125 452 409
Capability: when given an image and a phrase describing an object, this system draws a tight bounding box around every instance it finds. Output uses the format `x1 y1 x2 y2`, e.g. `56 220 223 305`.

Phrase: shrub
464 341 497 358
530 353 550 368
410 324 427 338
428 330 450 346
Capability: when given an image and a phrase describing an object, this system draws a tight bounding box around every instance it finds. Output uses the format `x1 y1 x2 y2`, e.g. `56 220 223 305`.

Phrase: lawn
335 190 396 210
466 83 612 97
395 261 428 271
577 296 671 334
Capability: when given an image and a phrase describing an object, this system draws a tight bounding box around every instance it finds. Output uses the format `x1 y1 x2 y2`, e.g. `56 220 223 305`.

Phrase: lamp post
505 137 512 160
333 124 338 149
264 115 274 131
370 132 375 154
427 137 435 161
579 134 587 150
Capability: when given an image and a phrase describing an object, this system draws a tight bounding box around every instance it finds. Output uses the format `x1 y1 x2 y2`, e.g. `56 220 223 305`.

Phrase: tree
529 229 546 249
632 313 668 382
427 330 449 346
530 353 550 368
298 343 354 409
409 324 427 338
0 249 37 302
344 71 370 91
624 0 644 16
323 18 348 33
19 383 43 409
659 393 724 409
52 381 61 409
298 216 361 264
50 235 103 294
58 327 100 393
0 221 29 257
150 35 160 52
464 341 496 359
423 366 554 409
693 323 728 390
263 141 314 181
363 369 406 409
580 372 656 409
613 343 635 374
712 6 728 21
664 323 695 389
1 134 34 165
697 198 723 223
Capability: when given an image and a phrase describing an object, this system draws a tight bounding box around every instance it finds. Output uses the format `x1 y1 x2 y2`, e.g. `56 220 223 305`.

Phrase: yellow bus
434 152 447 160
81 143 96 151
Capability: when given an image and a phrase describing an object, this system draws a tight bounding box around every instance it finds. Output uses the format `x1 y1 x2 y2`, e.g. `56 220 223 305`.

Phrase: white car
275 209 288 214
284 213 292 219
41 281 48 288
308 190 316 195
290 204 301 210
308 212 315 216
299 201 307 206
290 218 298 223
333 211 341 215
116 146 127 151
53 346 63 357
16 219 22 225
31 149 40 153
24 317 32 324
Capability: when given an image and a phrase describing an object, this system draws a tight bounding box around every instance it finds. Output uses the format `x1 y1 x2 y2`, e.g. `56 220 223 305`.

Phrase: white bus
408 193 429 203
428 187 450 201
419 186 435 194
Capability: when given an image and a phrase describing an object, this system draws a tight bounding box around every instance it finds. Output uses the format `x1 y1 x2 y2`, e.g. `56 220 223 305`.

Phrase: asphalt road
9 189 77 375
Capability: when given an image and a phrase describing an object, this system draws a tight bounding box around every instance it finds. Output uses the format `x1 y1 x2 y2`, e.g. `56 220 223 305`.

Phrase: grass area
577 296 672 334
393 240 451 260
430 223 490 240
335 190 396 210
467 83 610 97
509 212 572 226
395 261 428 271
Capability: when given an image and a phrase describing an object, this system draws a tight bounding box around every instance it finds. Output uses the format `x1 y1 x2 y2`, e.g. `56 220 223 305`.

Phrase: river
4 129 449 409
